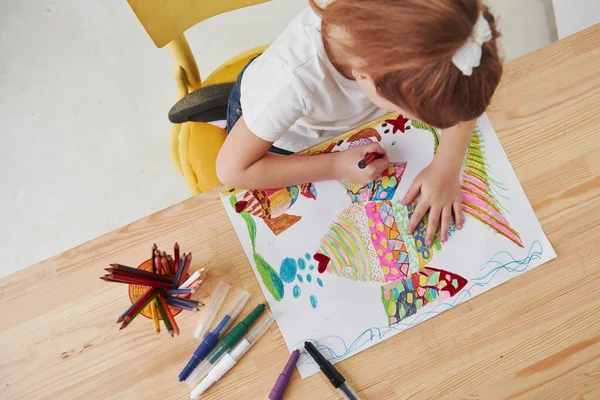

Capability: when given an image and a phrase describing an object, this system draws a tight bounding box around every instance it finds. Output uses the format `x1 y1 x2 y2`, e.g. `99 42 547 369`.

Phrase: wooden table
2 26 600 400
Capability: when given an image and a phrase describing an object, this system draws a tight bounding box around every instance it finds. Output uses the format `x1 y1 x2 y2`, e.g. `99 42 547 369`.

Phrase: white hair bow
452 14 493 76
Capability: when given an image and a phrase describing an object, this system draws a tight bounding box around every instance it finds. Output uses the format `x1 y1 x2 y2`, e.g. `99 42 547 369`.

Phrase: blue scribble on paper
280 258 297 283
298 258 307 270
295 241 544 367
310 295 318 308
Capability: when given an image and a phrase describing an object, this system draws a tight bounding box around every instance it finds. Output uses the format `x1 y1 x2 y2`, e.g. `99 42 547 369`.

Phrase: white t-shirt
240 7 386 152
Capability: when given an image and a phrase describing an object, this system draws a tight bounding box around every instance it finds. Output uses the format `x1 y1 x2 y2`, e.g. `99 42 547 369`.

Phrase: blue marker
179 291 250 381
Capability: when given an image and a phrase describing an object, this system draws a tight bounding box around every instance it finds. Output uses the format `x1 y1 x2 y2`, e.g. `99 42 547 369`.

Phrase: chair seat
168 82 234 123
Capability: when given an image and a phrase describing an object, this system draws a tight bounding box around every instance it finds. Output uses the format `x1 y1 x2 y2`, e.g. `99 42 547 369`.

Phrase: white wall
552 0 600 39
486 0 558 61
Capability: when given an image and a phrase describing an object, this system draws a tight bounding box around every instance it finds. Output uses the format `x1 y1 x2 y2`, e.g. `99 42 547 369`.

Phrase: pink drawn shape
461 175 523 247
364 202 405 282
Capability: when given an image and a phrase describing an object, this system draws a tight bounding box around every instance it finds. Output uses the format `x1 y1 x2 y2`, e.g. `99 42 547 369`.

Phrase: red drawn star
385 114 410 134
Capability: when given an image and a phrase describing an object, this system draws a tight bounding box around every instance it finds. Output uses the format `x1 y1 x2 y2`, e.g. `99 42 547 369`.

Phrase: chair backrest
128 0 271 48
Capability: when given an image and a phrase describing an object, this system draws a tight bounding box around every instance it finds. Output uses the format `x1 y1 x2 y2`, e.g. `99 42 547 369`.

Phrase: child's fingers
363 142 387 155
440 207 452 242
402 179 421 206
369 155 390 173
425 207 440 247
407 200 428 235
453 201 464 229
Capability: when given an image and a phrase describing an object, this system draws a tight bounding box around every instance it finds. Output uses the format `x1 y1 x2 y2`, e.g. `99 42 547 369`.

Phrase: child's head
311 0 503 129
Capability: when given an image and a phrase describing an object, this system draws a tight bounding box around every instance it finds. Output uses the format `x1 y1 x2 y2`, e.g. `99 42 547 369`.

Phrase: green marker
185 303 266 387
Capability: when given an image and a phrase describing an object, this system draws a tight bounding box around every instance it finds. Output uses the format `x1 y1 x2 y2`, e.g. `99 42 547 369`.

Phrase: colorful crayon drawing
234 183 317 236
414 120 523 247
317 163 409 283
311 118 523 325
461 131 523 247
229 195 284 302
307 127 383 155
222 112 556 379
380 267 468 325
313 161 471 324
384 114 410 134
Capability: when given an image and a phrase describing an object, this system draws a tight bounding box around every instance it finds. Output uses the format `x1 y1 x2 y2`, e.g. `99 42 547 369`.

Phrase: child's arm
402 119 476 245
216 116 390 189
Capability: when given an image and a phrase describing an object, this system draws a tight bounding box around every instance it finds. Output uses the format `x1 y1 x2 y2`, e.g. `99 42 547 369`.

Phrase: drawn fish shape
380 267 468 325
235 183 317 236
315 162 409 283
313 162 470 326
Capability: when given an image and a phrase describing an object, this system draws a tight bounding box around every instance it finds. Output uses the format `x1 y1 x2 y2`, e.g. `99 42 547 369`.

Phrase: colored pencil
151 300 160 334
101 275 173 289
161 257 172 277
178 253 192 287
103 272 172 287
166 298 199 312
117 300 138 323
165 296 201 307
155 255 163 274
189 280 203 291
158 293 179 336
172 258 186 289
174 243 180 273
167 255 175 271
107 265 173 283
110 270 172 285
120 289 159 330
151 243 157 273
164 288 195 295
155 295 174 336
123 287 156 323
178 271 200 289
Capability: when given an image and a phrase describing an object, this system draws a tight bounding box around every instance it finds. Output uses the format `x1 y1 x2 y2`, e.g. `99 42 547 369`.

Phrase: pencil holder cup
128 259 190 319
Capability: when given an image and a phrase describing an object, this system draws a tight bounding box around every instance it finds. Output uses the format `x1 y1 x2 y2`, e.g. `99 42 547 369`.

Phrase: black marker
304 342 361 400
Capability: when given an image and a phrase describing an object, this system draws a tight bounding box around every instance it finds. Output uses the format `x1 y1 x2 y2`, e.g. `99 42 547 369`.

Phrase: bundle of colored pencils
101 243 205 336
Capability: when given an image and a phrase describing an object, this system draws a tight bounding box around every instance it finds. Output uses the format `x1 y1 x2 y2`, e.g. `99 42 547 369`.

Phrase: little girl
217 0 502 247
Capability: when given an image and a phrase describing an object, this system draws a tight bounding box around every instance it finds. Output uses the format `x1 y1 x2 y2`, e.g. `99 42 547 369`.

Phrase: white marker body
190 339 251 399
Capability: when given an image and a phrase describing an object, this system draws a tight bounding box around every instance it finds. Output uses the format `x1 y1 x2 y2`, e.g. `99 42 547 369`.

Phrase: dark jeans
226 58 294 156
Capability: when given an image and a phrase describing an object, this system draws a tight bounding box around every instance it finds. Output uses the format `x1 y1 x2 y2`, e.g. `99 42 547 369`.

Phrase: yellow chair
127 0 270 194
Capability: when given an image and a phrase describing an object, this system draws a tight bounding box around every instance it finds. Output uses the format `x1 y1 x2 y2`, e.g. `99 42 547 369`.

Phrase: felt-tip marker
358 152 382 169
304 342 361 400
268 349 300 400
190 313 276 399
179 291 251 381
185 303 266 387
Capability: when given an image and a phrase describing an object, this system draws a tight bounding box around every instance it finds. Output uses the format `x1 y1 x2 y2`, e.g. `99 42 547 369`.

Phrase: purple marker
268 349 300 400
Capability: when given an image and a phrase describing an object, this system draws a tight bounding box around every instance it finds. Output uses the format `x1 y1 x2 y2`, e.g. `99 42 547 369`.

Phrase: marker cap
240 313 275 353
194 281 230 339
219 291 250 333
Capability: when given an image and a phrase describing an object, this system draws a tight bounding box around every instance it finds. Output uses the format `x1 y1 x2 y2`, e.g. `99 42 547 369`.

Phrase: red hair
310 0 502 128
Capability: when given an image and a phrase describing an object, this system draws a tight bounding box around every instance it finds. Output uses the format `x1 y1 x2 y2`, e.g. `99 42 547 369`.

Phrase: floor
0 0 563 277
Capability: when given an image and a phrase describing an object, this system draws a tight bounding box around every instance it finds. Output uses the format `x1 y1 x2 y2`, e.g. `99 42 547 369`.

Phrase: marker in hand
358 152 382 169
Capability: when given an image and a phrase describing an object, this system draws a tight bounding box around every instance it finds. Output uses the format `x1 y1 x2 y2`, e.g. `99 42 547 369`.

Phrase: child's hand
401 159 465 245
334 143 389 185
